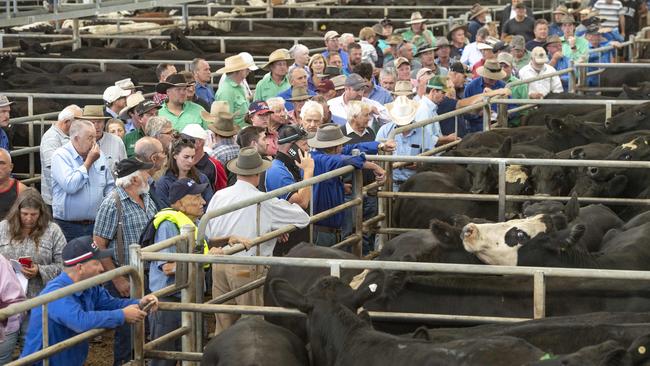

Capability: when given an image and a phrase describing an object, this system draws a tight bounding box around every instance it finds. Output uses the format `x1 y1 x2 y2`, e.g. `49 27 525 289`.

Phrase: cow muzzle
461 224 478 248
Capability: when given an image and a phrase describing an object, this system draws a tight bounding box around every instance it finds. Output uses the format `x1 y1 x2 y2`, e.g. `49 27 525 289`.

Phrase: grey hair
58 104 82 123
135 136 162 161
477 27 490 40
190 58 205 73
380 67 397 81
300 100 324 119
145 116 172 138
69 119 94 139
346 100 370 122
289 44 309 58
266 97 286 111
289 67 307 83
340 33 355 45
0 148 11 163
115 170 143 189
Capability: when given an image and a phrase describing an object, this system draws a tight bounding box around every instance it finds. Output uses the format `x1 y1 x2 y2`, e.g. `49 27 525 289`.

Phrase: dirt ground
87 331 115 366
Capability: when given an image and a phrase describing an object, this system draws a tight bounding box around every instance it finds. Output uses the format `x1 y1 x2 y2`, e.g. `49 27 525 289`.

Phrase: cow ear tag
368 283 378 293
639 346 646 355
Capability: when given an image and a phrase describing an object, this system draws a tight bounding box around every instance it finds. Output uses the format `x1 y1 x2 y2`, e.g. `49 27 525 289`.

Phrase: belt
393 180 405 186
59 219 95 225
313 225 341 234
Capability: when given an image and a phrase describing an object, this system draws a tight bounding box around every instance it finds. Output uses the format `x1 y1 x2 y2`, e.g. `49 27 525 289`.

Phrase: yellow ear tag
639 346 646 355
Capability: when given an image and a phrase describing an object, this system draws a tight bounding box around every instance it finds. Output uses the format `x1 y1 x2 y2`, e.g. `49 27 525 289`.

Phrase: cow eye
620 153 632 160
637 111 644 117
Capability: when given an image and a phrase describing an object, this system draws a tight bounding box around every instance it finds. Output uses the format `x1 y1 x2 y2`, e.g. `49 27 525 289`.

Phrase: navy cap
449 62 467 74
114 158 153 178
63 236 113 266
248 101 273 116
168 178 208 205
278 125 309 145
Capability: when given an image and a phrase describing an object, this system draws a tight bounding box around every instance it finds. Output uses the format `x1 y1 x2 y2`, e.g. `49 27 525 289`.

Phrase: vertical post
219 38 226 53
180 225 197 366
482 97 491 131
568 60 576 93
329 261 341 278
72 19 80 51
42 304 49 366
383 156 393 242
100 61 106 72
28 119 34 179
129 244 145 366
605 102 612 120
629 34 636 62
533 271 546 319
309 185 314 244
496 103 507 127
182 4 189 29
497 160 506 222
266 0 273 19
577 64 586 95
352 152 363 258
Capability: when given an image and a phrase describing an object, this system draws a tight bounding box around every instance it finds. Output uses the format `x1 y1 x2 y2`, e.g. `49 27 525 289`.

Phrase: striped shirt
593 0 624 28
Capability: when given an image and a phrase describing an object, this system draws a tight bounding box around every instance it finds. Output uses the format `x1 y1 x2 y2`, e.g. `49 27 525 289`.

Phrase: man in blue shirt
545 35 573 90
51 119 115 242
21 236 158 366
585 26 623 86
352 62 394 105
191 58 215 105
0 95 13 151
463 59 510 133
322 30 351 74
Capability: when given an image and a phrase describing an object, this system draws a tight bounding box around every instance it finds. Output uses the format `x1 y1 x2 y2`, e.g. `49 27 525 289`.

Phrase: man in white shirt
79 105 127 173
328 73 391 127
206 147 310 335
518 47 564 99
461 27 490 68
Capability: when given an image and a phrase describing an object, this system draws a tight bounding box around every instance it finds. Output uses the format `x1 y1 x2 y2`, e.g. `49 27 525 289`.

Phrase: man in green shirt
121 93 160 157
401 11 436 51
510 35 531 72
498 52 528 127
156 73 209 132
253 49 292 102
559 15 589 62
215 54 255 128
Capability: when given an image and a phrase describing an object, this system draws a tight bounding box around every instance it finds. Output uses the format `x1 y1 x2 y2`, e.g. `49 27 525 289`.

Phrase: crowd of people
0 0 645 364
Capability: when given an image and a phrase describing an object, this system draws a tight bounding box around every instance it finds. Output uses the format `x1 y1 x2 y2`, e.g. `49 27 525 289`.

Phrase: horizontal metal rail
575 62 650 68
491 98 647 106
7 328 107 366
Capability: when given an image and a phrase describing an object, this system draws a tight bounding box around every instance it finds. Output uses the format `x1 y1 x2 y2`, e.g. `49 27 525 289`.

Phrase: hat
558 14 577 24
449 62 467 74
426 76 446 91
0 95 14 108
216 54 256 75
181 124 208 140
286 87 313 102
168 178 208 205
492 40 508 53
308 123 351 148
387 34 403 45
380 18 393 27
415 67 434 81
119 92 145 117
477 59 507 80
386 95 419 126
447 23 468 40
63 236 113 266
316 79 335 94
371 24 385 38
531 46 549 64
392 80 415 96
247 101 273 116
239 52 259 71
103 85 130 104
544 35 563 47
261 49 293 70
477 42 494 51
415 45 435 56
318 66 342 78
331 75 347 90
114 78 140 91
406 11 427 25
509 35 526 51
497 52 515 67
135 100 160 116
227 147 272 175
114 157 153 178
278 125 309 145
155 73 189 94
553 5 569 15
78 105 110 120
395 57 411 69
324 30 340 41
203 101 237 137
345 73 370 91
469 3 489 20
434 37 450 49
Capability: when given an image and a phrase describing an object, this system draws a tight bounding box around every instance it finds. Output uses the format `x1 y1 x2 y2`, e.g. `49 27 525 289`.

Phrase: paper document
9 259 29 293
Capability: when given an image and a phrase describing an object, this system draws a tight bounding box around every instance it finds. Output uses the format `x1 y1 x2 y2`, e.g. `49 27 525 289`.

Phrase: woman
0 188 65 300
308 54 327 92
448 23 468 61
106 118 126 139
156 137 214 208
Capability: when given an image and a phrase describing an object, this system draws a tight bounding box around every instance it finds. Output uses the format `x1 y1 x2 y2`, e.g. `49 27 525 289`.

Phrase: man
80 105 127 173
254 49 293 102
103 85 130 121
339 33 355 52
461 27 489 68
0 148 27 220
179 71 210 111
549 5 569 37
21 236 158 366
348 42 364 71
51 119 115 242
498 52 529 126
448 23 468 60
519 47 564 99
191 58 215 105
299 100 327 133
215 54 255 128
545 34 573 90
134 137 167 210
145 116 174 152
416 44 448 78
322 31 351 74
0 95 12 151
501 2 535 42
206 147 310 334
182 124 227 192
327 73 391 128
277 67 316 111
434 37 453 69
153 63 177 106
415 76 459 148
586 26 624 86
122 94 160 158
237 126 272 159
463 59 510 133
510 35 531 71
157 73 208 132
468 3 489 42
499 0 533 30
593 0 626 35
560 15 590 62
527 19 550 51
620 0 642 40
471 41 497 78
327 52 345 73
207 109 239 166
92 157 157 365
353 62 393 105
40 104 82 208
402 11 436 50
379 67 397 92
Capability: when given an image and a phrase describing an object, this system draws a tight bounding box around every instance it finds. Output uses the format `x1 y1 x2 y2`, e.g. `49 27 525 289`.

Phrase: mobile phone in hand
19 256 33 267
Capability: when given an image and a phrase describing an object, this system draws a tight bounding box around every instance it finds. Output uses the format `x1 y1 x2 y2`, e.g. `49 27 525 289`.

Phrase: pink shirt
0 255 25 340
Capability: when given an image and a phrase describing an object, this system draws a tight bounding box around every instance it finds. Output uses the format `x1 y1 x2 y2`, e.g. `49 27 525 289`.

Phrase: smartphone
19 256 33 267
287 143 301 163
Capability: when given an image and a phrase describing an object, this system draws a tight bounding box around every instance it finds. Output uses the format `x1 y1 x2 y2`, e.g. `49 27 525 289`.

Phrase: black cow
604 102 650 133
556 142 616 160
200 317 309 366
529 340 632 366
619 82 650 99
588 136 650 198
527 116 610 152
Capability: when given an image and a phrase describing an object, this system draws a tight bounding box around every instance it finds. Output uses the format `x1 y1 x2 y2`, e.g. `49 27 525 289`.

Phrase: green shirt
506 75 529 127
123 128 144 158
514 52 531 71
253 73 290 102
402 29 436 50
561 36 589 62
158 101 208 132
215 76 250 128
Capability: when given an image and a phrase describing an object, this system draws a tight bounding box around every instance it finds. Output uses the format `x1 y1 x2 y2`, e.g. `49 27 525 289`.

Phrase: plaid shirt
93 186 157 265
209 140 240 166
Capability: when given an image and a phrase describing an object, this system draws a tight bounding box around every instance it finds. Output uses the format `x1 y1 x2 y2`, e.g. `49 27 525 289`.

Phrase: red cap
316 79 335 94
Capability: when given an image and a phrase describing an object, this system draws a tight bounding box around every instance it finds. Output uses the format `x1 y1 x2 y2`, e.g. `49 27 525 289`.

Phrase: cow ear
411 326 432 341
268 279 313 313
497 137 512 158
546 118 565 133
607 175 628 197
430 219 455 244
565 224 586 248
352 271 386 308
570 147 586 160
564 192 579 222
452 214 472 228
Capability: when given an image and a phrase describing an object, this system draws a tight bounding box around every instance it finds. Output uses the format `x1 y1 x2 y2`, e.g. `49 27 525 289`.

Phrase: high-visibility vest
153 208 210 268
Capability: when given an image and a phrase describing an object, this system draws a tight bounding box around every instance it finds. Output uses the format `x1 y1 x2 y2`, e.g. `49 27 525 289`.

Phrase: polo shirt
158 101 208 132
553 54 573 90
460 42 483 68
123 128 144 158
265 158 298 201
375 122 435 183
322 49 351 74
526 39 547 51
215 76 250 128
561 36 590 62
519 63 564 97
505 75 530 126
40 125 69 205
436 96 468 137
548 23 564 37
514 51 532 71
402 29 436 50
463 77 507 133
195 81 215 105
253 73 291 102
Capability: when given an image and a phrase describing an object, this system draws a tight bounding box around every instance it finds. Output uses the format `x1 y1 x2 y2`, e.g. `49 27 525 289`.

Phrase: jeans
104 281 132 366
54 219 94 243
0 331 18 365
148 297 181 366
313 230 338 247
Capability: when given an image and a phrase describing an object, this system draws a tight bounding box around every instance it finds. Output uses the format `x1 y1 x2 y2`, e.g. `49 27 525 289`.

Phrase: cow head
531 164 570 197
376 230 435 263
588 137 650 181
466 139 511 194
546 116 608 147
604 102 650 133
461 214 568 266
571 174 628 198
522 193 580 221
627 333 650 366
622 82 650 100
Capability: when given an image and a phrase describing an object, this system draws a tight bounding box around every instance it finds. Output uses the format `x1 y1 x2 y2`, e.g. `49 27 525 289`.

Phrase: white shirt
344 122 371 137
97 132 127 175
205 180 310 257
460 42 484 68
359 40 378 65
518 63 564 98
328 95 391 127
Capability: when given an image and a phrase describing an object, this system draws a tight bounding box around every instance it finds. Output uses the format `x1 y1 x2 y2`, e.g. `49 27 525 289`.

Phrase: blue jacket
21 272 138 366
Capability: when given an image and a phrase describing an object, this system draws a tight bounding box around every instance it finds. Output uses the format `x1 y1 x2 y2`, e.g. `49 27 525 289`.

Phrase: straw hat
469 3 489 20
216 54 256 75
227 147 272 176
114 78 141 91
119 92 145 117
0 95 14 108
395 57 411 69
406 11 427 25
308 123 351 149
201 101 230 121
386 95 419 126
155 73 189 94
391 80 414 96
261 49 293 71
544 35 563 47
558 14 577 25
78 105 110 121
286 87 313 102
331 75 347 91
476 59 507 80
552 5 569 15
447 23 468 40
387 34 403 46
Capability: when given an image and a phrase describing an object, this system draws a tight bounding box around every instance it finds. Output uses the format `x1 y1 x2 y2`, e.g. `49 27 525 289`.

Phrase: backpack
138 215 158 248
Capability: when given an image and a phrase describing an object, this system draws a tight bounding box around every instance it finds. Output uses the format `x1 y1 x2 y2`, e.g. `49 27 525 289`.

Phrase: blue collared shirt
415 96 442 146
587 41 615 86
376 122 435 183
322 49 351 74
0 128 9 150
554 54 572 90
21 272 138 366
149 220 181 297
51 142 115 221
368 83 394 105
265 158 298 201
548 23 564 37
195 82 215 105
463 77 507 133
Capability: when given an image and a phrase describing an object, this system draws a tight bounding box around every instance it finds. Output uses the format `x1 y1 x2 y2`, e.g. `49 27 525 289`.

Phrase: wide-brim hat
115 78 142 91
552 5 569 15
544 35 563 47
392 80 415 96
477 59 507 80
227 146 272 175
469 4 489 19
286 87 313 102
207 112 237 137
406 11 427 25
415 45 436 56
434 37 451 49
317 66 342 79
78 105 111 121
558 14 577 25
261 49 293 71
387 34 404 45
0 95 14 108
119 92 145 118
155 73 189 94
447 23 468 40
308 123 351 149
216 54 256 75
386 95 419 126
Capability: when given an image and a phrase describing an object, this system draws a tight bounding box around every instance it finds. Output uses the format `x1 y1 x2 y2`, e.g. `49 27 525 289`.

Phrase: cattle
588 136 650 198
604 101 650 133
526 116 610 153
556 142 616 160
529 340 632 365
200 317 309 366
619 82 650 99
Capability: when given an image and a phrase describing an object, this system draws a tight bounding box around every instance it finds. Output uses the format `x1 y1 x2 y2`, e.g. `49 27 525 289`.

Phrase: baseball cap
345 73 370 91
531 46 549 64
103 85 130 104
114 158 153 178
278 125 309 145
248 101 273 116
395 57 410 69
62 236 113 267
324 30 340 41
168 178 208 205
497 52 514 67
415 67 434 81
449 62 467 74
477 42 493 51
426 76 446 91
181 124 209 140
316 79 335 94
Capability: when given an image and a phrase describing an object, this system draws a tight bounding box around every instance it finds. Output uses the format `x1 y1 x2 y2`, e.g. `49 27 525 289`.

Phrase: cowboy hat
261 49 293 71
114 78 141 91
317 66 342 79
0 95 14 108
216 54 256 75
387 34 403 46
477 59 507 80
201 100 230 121
208 112 237 137
447 23 468 40
406 11 427 25
386 95 419 126
308 123 351 149
78 105 111 121
155 73 189 94
227 147 272 175
469 3 489 20
434 37 451 49
558 14 577 25
119 92 145 118
286 87 313 102
552 5 569 15
391 80 415 96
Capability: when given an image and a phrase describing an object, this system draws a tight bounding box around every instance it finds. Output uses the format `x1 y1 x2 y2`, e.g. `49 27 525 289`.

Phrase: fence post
72 19 80 51
605 101 612 120
28 120 34 179
629 34 636 62
497 160 506 222
42 304 49 366
533 271 546 319
129 244 145 366
180 225 197 366
568 60 576 93
352 149 363 258
383 156 393 243
482 97 491 131
577 64 586 95
496 103 507 127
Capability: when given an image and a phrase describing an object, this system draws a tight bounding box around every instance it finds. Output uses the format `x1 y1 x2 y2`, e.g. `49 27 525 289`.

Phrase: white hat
114 78 139 91
477 42 494 51
103 85 130 104
405 11 427 25
415 67 434 81
181 124 208 141
324 30 340 41
238 52 259 71
386 95 419 126
531 46 549 64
